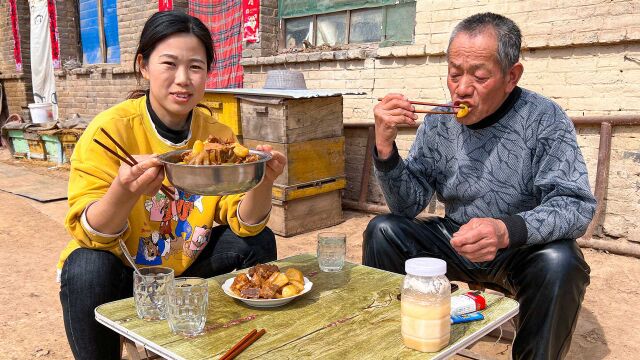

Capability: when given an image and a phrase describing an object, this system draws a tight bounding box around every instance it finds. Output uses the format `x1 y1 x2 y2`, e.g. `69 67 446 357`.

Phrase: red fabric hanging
159 0 173 11
47 0 60 69
8 0 22 72
188 1 244 88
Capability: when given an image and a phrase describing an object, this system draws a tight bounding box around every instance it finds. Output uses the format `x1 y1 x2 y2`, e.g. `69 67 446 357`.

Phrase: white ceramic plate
221 276 313 308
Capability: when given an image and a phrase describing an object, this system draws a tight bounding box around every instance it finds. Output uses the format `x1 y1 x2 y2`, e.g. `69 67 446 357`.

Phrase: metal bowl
157 149 272 196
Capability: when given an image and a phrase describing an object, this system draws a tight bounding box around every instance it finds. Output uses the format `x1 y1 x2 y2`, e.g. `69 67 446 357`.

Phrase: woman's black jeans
59 225 276 360
363 214 590 360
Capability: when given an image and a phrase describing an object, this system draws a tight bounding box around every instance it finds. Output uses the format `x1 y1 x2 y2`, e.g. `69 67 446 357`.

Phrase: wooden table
95 254 519 360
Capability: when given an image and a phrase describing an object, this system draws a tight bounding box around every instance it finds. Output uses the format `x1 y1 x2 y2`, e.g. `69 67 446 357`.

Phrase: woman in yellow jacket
58 11 285 359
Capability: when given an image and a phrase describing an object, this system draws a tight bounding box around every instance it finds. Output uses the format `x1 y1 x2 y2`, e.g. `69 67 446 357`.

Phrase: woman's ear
137 54 149 80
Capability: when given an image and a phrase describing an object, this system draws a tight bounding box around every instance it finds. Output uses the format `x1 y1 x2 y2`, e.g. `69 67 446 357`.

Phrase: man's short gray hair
447 13 522 74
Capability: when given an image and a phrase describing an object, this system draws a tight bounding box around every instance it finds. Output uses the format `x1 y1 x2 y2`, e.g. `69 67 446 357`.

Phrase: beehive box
271 177 346 202
60 132 79 163
268 190 343 237
23 131 46 160
202 92 242 136
40 134 64 164
244 137 345 186
7 129 29 158
239 95 343 144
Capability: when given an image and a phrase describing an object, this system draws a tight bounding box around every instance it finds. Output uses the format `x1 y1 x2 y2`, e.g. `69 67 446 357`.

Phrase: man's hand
450 218 509 262
374 93 418 159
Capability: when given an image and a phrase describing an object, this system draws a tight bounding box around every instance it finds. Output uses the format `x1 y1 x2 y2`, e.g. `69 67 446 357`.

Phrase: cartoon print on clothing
174 191 203 241
144 192 169 222
159 198 177 239
183 225 211 258
135 231 168 265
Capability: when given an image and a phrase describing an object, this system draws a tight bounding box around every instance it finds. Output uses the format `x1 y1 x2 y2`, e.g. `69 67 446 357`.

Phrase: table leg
122 337 143 360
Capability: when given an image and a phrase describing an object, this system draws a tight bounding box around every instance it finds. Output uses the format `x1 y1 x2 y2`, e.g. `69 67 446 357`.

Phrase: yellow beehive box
201 92 241 136
244 136 345 187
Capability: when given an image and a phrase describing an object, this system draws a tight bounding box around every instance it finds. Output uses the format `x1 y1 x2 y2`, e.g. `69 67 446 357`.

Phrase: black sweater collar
467 86 522 130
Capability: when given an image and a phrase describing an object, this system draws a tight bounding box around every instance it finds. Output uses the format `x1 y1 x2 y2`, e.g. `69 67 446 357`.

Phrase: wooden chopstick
414 110 457 115
93 131 175 201
220 328 266 360
219 329 257 360
376 97 461 109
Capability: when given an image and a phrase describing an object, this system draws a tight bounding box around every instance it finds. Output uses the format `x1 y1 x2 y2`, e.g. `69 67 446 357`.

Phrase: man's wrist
495 219 510 249
375 142 393 160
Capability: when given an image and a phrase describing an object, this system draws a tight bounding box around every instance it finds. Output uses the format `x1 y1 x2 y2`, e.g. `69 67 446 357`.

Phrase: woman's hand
238 145 286 224
115 155 165 196
256 145 286 184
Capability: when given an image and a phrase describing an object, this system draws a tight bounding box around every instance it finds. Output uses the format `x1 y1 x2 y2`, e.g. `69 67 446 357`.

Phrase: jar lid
405 258 447 276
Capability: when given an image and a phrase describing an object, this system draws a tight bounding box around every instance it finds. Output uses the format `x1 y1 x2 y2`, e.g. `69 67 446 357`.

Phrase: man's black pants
363 214 590 360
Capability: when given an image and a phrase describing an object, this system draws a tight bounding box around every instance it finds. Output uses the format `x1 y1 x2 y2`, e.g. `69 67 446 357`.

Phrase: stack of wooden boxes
238 92 346 236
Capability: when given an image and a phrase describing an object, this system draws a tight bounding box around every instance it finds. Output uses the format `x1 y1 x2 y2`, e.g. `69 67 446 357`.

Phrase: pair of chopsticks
220 328 266 360
92 128 175 201
377 98 460 115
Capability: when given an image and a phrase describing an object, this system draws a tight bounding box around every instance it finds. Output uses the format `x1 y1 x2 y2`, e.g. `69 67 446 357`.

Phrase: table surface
95 254 519 360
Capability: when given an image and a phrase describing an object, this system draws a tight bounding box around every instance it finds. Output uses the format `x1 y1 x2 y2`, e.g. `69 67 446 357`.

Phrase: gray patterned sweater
374 87 596 247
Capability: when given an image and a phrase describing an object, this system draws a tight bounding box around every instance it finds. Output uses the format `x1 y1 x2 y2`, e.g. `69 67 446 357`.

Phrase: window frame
78 0 120 65
279 4 414 50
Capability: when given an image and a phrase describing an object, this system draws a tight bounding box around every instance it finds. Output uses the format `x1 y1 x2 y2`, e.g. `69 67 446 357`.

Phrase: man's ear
137 54 149 80
506 62 524 93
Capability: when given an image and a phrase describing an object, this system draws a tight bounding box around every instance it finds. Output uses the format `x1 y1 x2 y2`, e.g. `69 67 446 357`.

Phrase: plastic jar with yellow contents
401 258 451 352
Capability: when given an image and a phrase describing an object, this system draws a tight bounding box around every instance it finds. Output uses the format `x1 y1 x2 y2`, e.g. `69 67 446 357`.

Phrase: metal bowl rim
157 149 272 168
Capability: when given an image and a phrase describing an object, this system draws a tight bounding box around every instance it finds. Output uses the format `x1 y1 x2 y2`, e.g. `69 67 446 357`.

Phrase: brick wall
241 0 640 245
0 0 32 117
53 2 178 120
55 0 81 65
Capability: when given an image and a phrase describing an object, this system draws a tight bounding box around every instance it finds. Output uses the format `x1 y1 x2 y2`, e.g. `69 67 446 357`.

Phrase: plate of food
157 136 271 196
222 264 313 308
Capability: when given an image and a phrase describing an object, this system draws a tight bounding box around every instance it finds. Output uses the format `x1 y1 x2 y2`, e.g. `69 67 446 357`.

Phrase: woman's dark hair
128 10 215 107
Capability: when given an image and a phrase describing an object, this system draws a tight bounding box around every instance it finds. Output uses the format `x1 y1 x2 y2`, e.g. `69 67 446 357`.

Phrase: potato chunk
284 268 304 283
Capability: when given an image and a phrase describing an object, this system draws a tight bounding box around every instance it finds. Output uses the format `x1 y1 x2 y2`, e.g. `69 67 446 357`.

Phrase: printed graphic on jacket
183 225 211 258
142 190 205 263
135 231 170 265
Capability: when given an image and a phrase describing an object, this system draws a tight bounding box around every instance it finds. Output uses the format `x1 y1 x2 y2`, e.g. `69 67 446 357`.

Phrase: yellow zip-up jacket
58 96 267 276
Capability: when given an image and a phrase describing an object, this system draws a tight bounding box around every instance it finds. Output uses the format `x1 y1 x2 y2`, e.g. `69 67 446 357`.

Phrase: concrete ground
1 150 638 359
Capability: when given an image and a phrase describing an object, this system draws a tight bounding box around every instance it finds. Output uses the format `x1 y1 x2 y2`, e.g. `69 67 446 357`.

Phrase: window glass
349 8 383 43
385 2 415 44
285 16 314 48
316 12 347 46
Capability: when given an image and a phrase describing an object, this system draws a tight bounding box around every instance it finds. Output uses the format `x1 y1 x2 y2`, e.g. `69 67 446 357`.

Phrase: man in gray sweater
365 13 595 360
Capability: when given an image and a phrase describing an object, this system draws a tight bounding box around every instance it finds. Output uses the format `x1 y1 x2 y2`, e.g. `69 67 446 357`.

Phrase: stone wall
242 0 640 245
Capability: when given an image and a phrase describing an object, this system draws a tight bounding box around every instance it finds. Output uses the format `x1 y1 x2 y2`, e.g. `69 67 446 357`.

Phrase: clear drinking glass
133 267 174 321
168 277 209 336
317 232 347 272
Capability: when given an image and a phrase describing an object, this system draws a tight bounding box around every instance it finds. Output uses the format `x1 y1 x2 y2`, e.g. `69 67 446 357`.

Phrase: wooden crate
23 131 46 160
60 132 79 163
7 129 28 158
268 190 343 237
244 136 345 186
239 95 343 143
271 177 346 202
202 92 242 135
40 134 64 164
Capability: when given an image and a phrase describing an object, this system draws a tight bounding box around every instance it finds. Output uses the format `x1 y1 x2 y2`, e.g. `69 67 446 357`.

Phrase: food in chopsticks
456 104 469 118
230 264 305 299
180 135 259 165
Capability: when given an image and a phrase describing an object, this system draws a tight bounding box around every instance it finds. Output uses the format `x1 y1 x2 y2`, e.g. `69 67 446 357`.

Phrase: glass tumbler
317 232 347 272
168 277 209 336
133 266 174 321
